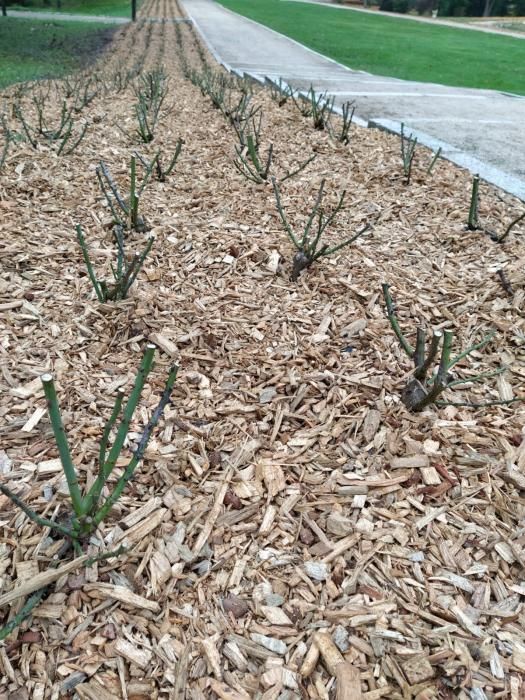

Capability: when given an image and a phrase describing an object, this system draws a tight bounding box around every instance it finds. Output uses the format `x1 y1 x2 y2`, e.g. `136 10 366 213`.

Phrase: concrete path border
183 0 525 202
5 9 129 23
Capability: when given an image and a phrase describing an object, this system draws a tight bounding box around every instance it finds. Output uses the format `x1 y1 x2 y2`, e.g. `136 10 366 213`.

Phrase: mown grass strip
217 0 525 95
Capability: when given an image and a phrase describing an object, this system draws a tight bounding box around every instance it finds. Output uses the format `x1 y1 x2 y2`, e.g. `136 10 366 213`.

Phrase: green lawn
5 0 132 17
0 17 118 88
217 0 525 95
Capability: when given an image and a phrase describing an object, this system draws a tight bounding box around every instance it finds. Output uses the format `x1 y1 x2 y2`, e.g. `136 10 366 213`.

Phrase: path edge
182 0 525 202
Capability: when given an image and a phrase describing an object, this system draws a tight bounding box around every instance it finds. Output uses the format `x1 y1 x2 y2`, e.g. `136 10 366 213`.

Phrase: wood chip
114 638 152 669
83 584 160 612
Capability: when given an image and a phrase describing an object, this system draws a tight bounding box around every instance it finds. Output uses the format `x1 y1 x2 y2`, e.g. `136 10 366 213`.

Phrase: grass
0 17 117 88
5 0 132 17
216 0 525 95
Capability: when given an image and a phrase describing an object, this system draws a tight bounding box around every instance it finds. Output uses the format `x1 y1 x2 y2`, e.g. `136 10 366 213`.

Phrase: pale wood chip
114 638 152 669
83 584 160 612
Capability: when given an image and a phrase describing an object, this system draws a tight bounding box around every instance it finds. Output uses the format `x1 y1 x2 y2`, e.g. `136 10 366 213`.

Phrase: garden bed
0 1 524 697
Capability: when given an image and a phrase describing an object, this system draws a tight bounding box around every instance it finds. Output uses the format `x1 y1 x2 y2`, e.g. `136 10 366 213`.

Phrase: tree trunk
483 0 494 16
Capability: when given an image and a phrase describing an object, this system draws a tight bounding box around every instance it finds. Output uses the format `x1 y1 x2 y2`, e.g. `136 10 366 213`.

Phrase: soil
0 1 524 698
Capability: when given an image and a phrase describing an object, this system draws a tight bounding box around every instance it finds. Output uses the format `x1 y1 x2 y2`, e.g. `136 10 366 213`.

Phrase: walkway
5 9 128 23
182 0 525 200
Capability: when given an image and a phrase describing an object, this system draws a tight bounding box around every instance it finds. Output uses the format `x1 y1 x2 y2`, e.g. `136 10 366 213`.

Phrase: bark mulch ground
0 1 524 697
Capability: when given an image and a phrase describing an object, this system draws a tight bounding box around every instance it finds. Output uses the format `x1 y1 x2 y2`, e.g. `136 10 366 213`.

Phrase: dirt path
0 0 524 697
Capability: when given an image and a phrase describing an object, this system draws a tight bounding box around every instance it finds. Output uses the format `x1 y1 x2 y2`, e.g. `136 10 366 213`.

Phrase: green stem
414 327 426 370
414 330 442 381
123 236 154 296
41 374 84 517
301 179 325 249
98 161 128 216
234 150 263 184
163 138 183 177
83 344 156 516
86 544 127 566
75 225 104 302
448 331 495 370
130 156 137 229
435 397 524 408
96 166 126 227
272 177 301 250
93 364 178 527
416 329 454 409
0 484 73 539
279 153 316 183
381 284 414 359
98 391 125 472
467 174 480 230
246 134 261 172
0 587 49 642
320 221 370 258
427 147 442 175
63 121 89 156
497 211 525 244
446 367 506 388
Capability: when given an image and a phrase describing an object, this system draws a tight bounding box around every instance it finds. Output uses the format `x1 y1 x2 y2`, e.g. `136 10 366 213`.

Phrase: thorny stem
1 117 11 170
41 374 84 518
61 121 89 156
86 544 127 566
15 105 37 148
280 153 316 183
159 137 183 179
496 269 513 296
96 165 126 227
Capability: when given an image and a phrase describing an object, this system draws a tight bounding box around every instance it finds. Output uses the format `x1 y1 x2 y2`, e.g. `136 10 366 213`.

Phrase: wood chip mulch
0 1 524 697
